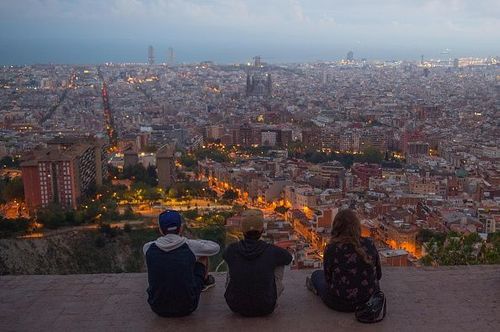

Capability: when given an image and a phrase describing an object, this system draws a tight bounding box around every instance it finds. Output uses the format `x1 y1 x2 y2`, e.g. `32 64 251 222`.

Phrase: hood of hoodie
237 239 269 260
154 234 187 252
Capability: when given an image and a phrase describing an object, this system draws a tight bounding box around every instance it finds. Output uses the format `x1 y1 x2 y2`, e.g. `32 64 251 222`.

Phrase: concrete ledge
1 266 499 332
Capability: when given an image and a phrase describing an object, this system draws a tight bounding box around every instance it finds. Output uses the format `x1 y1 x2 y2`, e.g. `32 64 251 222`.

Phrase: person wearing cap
143 210 220 317
223 209 293 316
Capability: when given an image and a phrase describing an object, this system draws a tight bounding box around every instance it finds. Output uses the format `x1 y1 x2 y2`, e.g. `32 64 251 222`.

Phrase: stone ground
0 266 499 332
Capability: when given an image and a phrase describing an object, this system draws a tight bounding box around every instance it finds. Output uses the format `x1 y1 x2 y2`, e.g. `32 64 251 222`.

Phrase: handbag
355 290 387 323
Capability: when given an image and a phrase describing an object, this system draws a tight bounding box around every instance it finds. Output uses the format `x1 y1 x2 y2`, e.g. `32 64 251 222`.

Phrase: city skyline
1 0 499 65
0 1 499 329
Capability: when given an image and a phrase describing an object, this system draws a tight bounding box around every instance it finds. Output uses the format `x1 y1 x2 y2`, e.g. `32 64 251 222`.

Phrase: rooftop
1 266 499 331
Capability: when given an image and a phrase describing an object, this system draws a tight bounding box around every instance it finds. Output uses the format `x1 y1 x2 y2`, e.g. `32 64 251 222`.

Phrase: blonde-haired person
306 209 382 312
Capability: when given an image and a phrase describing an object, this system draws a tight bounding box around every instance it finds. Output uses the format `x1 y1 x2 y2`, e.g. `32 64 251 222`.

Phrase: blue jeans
311 270 356 312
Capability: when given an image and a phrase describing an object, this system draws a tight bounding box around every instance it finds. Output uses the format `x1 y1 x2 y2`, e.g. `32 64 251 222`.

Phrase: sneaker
306 276 317 295
202 274 216 292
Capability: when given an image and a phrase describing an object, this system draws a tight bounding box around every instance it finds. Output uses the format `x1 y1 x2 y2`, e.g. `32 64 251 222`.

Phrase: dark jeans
311 270 357 312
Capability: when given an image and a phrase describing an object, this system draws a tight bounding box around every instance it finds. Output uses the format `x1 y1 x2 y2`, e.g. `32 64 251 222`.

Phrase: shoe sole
202 283 216 292
306 277 317 295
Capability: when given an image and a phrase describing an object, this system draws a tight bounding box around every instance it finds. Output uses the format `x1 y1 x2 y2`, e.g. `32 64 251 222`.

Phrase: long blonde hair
330 209 372 265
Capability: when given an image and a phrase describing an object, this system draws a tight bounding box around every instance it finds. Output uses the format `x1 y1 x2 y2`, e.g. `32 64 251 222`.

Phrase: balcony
1 266 498 331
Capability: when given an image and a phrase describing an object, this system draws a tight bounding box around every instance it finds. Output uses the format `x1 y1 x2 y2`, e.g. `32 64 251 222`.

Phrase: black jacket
223 239 293 316
145 243 205 317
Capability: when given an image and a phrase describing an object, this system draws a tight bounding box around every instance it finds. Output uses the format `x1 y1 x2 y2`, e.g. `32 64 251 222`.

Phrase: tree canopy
420 231 500 266
0 176 24 203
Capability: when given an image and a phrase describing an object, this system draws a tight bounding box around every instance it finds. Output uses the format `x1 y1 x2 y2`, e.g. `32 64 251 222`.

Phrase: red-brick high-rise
21 138 107 212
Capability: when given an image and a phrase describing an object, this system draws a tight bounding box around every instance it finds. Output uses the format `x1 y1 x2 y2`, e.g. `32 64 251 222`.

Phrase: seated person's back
145 238 202 317
144 210 220 317
306 209 382 312
224 209 293 317
324 236 381 306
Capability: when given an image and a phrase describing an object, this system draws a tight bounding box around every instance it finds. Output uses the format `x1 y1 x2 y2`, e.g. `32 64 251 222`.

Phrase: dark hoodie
143 234 220 317
223 239 293 316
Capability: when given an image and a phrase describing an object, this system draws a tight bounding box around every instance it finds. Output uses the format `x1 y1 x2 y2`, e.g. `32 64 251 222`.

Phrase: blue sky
0 0 499 64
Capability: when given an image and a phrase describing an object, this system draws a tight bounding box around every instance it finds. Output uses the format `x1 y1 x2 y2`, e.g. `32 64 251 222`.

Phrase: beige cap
241 209 264 233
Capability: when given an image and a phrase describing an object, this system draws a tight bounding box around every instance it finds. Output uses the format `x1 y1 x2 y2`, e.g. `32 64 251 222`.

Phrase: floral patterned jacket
323 237 382 305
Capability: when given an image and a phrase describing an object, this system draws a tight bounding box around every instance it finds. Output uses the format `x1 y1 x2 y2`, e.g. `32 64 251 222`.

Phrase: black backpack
355 290 387 323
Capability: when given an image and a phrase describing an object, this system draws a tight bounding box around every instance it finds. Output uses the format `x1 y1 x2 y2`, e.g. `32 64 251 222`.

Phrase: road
40 82 71 124
17 220 149 239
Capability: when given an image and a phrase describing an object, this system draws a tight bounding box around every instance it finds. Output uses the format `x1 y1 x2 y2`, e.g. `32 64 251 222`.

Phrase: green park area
0 154 246 274
418 230 500 265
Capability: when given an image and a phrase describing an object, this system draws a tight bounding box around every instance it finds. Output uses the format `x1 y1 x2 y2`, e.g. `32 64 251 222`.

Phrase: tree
361 146 384 164
306 151 328 164
0 216 32 238
95 183 127 201
36 204 67 229
487 231 500 247
121 164 158 186
107 165 120 179
222 189 238 201
420 232 496 266
484 231 500 264
0 156 20 169
99 223 119 238
274 206 289 215
182 209 200 220
417 229 446 245
130 182 160 202
101 200 120 220
145 165 158 186
145 187 162 202
176 171 188 181
123 205 136 219
179 153 197 169
3 177 24 202
167 187 179 199
194 147 230 163
232 204 245 214
463 232 482 246
334 153 355 169
287 141 306 156
194 214 226 247
123 223 132 233
167 181 211 199
82 201 100 221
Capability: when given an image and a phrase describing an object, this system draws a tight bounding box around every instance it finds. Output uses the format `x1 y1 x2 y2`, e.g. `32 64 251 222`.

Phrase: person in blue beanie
143 210 220 317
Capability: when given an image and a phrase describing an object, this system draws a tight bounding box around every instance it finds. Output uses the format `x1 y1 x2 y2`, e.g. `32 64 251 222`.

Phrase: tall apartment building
124 148 139 168
21 138 107 212
205 125 225 141
360 130 387 152
156 144 176 190
302 128 322 150
407 141 430 156
338 130 361 152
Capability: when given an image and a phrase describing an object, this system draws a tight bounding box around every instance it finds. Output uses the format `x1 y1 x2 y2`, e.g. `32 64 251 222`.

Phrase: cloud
0 0 498 54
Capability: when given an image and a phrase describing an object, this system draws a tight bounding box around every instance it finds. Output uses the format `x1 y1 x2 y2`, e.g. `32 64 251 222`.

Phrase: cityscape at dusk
0 1 499 331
